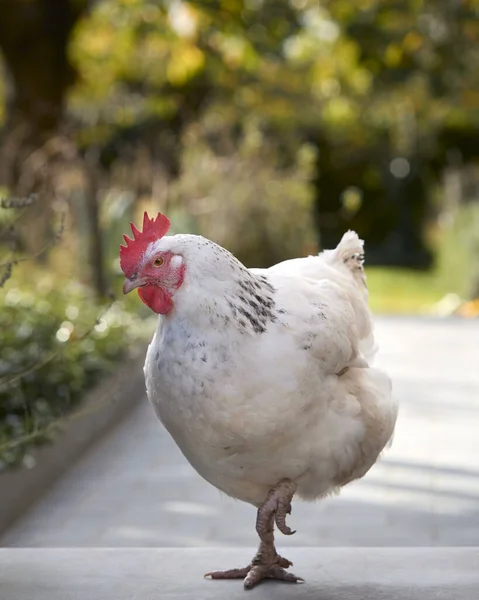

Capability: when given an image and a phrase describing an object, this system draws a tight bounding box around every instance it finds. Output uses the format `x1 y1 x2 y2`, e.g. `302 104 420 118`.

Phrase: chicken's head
120 212 185 314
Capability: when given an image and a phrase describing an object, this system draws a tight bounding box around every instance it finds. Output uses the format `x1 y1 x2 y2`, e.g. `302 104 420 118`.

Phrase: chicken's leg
205 479 304 590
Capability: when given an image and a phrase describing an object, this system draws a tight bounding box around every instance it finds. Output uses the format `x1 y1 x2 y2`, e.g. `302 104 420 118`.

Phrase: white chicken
120 212 397 590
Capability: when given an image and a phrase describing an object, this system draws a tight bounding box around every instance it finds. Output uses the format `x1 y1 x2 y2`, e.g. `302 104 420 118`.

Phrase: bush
169 118 318 268
0 275 150 472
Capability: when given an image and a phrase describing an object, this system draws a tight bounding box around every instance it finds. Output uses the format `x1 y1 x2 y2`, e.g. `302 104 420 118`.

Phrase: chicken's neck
168 266 279 337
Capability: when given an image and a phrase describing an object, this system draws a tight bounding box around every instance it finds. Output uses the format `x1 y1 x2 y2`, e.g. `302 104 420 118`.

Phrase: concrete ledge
0 348 147 536
1 548 478 599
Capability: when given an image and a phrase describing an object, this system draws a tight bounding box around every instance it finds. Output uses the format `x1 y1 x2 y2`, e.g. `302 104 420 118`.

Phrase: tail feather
320 230 375 361
267 229 376 363
322 230 367 288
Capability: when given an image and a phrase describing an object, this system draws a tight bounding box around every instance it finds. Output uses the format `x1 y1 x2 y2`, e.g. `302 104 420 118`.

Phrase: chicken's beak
123 277 143 294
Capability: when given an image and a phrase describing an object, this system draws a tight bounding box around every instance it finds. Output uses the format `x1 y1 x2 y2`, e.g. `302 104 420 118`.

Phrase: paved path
3 318 479 547
4 548 479 600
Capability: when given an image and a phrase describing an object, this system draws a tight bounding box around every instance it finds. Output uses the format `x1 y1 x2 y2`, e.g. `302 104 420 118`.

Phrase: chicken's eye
153 257 164 267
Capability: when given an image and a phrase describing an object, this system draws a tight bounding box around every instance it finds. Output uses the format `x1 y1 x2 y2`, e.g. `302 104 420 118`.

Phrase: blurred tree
0 0 90 188
1 0 479 273
69 0 303 169
0 0 92 282
313 0 479 265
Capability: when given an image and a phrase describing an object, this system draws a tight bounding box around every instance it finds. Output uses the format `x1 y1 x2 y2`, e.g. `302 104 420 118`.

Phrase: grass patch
366 202 479 314
366 267 448 314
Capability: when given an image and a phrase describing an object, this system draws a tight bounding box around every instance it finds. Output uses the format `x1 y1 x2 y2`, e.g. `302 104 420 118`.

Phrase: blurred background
0 0 478 548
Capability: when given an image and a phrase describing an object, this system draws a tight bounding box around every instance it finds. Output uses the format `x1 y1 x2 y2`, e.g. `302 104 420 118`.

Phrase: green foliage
68 0 303 147
65 0 479 266
1 1 476 259
0 276 150 471
0 0 477 160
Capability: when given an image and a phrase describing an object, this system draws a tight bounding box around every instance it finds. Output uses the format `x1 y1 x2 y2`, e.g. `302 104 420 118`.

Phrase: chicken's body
121 216 397 589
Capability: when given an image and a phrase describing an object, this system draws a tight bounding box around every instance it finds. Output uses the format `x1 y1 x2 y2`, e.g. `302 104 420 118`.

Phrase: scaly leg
205 479 304 590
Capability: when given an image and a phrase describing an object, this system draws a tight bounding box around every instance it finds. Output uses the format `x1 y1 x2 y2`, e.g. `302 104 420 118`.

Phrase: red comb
120 211 171 276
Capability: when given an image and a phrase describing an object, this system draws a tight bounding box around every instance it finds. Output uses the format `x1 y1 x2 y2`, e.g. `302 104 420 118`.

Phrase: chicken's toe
274 497 295 536
276 555 293 568
244 563 304 590
205 566 250 580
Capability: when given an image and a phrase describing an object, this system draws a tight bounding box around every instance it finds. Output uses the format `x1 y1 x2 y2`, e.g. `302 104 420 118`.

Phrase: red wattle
138 285 173 314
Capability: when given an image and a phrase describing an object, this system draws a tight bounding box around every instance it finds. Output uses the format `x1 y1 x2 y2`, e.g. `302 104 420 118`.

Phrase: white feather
143 231 397 507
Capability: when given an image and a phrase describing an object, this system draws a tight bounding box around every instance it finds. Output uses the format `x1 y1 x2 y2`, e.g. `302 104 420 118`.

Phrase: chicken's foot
205 541 302 589
205 479 303 590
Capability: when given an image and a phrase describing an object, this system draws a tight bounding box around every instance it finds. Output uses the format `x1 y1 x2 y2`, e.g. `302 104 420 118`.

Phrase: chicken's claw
256 478 297 539
205 551 303 590
274 497 295 535
205 567 250 580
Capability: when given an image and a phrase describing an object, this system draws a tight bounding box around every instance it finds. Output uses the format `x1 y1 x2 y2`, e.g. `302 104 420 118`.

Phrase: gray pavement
2 317 479 547
3 548 479 600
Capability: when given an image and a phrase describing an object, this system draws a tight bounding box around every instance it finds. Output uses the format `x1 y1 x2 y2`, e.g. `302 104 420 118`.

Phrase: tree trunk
85 149 107 298
0 0 88 190
0 0 89 257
